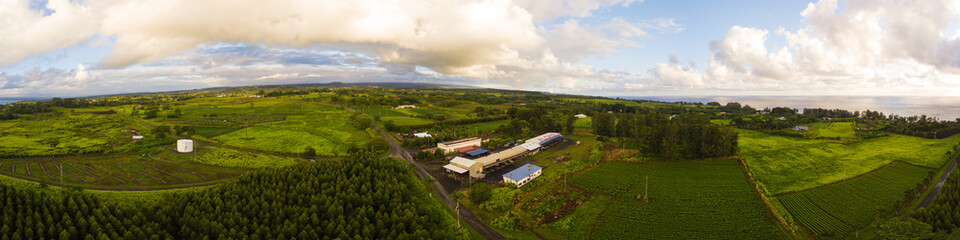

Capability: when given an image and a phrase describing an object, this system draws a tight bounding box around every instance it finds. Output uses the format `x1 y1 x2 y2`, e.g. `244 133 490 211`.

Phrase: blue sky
3 0 960 97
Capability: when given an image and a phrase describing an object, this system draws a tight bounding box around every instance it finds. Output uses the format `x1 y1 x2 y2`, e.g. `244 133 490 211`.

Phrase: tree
877 218 934 240
303 146 316 158
469 183 492 203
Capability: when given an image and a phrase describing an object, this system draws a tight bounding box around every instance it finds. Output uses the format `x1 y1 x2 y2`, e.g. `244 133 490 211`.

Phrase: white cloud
514 0 641 23
629 0 960 96
0 0 98 66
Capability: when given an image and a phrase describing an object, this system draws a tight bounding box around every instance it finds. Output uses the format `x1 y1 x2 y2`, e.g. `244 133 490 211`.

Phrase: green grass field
739 129 960 195
814 122 856 139
775 162 932 238
381 116 436 126
213 115 371 156
565 160 785 239
0 114 140 157
711 119 732 126
573 117 592 129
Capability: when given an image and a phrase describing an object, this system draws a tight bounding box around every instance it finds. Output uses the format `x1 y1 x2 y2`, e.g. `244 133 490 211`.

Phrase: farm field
381 115 436 126
151 145 300 168
564 160 785 239
0 113 140 157
813 122 856 139
738 129 960 195
0 153 246 190
463 120 508 133
573 117 592 129
213 115 372 156
775 161 932 238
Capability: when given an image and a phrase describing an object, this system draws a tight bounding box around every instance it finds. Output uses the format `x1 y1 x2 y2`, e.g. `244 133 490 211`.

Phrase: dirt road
375 127 505 240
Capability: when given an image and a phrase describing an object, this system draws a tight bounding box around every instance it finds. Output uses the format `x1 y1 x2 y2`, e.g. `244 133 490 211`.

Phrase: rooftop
441 137 480 145
504 164 542 182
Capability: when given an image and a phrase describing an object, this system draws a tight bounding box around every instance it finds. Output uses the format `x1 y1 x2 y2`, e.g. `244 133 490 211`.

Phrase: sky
4 0 960 98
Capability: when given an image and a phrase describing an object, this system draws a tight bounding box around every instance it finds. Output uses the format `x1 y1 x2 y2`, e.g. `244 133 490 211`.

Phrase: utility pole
644 175 649 201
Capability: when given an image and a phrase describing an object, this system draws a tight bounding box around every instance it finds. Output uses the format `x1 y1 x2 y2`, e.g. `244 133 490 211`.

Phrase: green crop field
711 119 732 126
358 108 409 117
194 126 242 138
565 160 785 239
0 114 140 157
814 122 856 139
0 153 245 190
213 115 371 156
381 116 436 126
739 129 959 194
193 147 298 168
775 162 932 238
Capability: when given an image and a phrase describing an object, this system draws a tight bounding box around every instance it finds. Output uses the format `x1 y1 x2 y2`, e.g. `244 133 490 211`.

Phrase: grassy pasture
0 114 139 157
814 122 856 139
381 116 436 126
213 115 371 156
739 129 960 195
775 162 931 238
358 108 409 117
573 117 592 129
194 126 242 138
711 119 732 126
565 160 785 239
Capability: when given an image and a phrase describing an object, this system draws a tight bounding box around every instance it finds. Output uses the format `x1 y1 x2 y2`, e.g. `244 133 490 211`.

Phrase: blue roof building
503 164 543 188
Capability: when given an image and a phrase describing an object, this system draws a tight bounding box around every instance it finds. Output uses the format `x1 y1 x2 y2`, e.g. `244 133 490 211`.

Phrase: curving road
374 127 504 240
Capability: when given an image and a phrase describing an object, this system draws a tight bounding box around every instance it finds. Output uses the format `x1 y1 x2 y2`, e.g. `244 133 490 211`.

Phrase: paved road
375 127 504 240
914 157 958 210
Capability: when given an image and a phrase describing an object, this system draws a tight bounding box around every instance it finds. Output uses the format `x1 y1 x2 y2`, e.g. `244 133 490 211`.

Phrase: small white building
132 135 143 140
793 126 809 131
395 105 417 109
503 164 543 188
437 137 482 153
177 139 194 153
777 117 787 121
414 132 432 138
575 114 588 118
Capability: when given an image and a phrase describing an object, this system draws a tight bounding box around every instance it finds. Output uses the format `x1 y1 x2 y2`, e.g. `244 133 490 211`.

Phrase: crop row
777 162 931 238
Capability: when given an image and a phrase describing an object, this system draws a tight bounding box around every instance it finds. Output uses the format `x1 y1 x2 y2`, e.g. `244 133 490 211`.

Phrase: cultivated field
564 160 785 239
0 114 139 157
0 153 245 190
775 161 932 238
213 115 372 156
739 129 960 194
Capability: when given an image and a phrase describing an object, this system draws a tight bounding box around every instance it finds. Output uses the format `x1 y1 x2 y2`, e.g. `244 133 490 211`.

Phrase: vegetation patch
775 161 932 238
739 129 960 194
565 160 785 239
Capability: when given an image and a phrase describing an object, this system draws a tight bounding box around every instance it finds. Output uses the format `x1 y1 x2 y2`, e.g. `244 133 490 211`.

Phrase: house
777 117 787 120
132 135 143 140
413 132 432 138
503 164 543 188
395 105 417 109
793 126 809 131
575 114 588 118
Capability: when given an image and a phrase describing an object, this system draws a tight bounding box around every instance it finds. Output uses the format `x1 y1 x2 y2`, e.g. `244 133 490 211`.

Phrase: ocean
625 96 960 121
0 99 23 105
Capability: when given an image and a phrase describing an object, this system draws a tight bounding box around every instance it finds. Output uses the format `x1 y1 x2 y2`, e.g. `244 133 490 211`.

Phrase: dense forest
0 150 464 239
592 112 738 160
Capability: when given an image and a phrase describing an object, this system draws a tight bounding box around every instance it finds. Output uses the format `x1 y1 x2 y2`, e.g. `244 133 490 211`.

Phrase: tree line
0 150 465 239
592 112 738 160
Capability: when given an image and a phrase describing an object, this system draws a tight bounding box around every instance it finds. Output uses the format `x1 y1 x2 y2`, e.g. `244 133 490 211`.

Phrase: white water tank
177 139 194 153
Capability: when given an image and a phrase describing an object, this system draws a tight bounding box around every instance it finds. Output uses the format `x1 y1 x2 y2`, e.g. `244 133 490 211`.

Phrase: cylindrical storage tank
177 139 194 153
